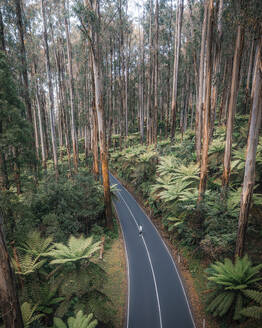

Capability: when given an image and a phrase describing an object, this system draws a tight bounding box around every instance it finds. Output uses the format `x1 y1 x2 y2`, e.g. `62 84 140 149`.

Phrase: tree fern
241 289 262 319
206 256 262 319
54 311 97 328
12 253 46 276
44 235 101 265
19 230 54 256
21 302 44 327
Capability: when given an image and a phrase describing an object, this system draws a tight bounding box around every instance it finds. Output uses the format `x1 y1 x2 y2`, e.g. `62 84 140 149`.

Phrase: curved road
109 173 196 328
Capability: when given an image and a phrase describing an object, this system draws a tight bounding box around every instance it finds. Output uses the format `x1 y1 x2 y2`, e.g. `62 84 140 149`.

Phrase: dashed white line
111 173 197 328
116 189 163 328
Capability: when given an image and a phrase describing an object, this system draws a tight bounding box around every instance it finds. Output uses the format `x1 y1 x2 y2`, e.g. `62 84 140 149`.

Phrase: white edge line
111 173 197 328
112 200 130 328
116 189 163 328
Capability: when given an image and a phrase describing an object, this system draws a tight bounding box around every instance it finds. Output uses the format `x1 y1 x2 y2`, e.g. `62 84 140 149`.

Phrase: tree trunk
222 23 245 193
235 37 262 258
153 0 159 145
0 8 5 52
32 103 39 161
188 0 199 99
0 215 24 328
196 1 208 163
209 0 223 140
41 0 59 178
64 0 78 173
146 0 153 145
90 59 99 180
139 27 144 144
244 38 255 113
13 148 21 195
86 0 113 229
170 0 184 142
14 0 32 124
35 85 47 170
198 0 214 202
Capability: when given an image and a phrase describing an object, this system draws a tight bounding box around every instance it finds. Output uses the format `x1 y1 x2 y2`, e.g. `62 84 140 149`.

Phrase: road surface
110 173 196 328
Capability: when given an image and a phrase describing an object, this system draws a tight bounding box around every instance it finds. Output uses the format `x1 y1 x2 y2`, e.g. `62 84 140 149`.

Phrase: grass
100 236 126 328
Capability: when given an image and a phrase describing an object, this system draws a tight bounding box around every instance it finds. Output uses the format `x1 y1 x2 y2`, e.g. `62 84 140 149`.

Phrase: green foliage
0 52 34 184
28 173 104 241
44 235 101 266
12 252 46 276
21 302 44 327
54 311 97 328
206 256 262 320
19 231 54 257
24 281 64 316
55 263 108 322
241 289 262 319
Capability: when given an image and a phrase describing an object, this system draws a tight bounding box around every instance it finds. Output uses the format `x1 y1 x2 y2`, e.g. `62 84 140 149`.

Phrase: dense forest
0 0 262 327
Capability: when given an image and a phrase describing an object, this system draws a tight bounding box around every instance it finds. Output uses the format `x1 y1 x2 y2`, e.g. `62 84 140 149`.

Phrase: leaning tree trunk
170 0 184 142
235 37 262 258
41 0 59 178
0 216 24 328
198 0 214 202
222 23 245 194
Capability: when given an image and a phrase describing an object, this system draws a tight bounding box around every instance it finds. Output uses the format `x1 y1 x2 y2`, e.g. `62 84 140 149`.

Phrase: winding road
109 173 196 328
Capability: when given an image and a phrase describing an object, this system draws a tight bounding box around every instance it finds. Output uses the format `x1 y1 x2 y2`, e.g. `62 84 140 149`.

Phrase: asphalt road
109 173 196 328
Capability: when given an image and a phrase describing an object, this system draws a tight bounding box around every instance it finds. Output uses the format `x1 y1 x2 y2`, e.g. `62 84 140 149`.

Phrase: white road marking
112 201 130 328
116 189 163 328
111 174 197 328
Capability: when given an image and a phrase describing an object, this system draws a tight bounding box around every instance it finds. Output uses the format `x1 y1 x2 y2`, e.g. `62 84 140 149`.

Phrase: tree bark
222 23 245 193
0 215 24 328
35 85 47 170
64 0 78 173
244 38 255 113
235 37 262 258
196 1 208 163
198 0 214 202
170 0 184 142
85 0 113 229
146 0 153 145
209 0 223 140
0 8 5 52
32 103 39 161
41 0 59 178
90 58 99 180
14 0 32 124
153 0 159 145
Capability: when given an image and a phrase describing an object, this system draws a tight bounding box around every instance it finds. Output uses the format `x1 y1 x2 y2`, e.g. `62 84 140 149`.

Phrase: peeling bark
235 37 262 258
222 23 245 193
170 0 184 142
198 0 214 202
